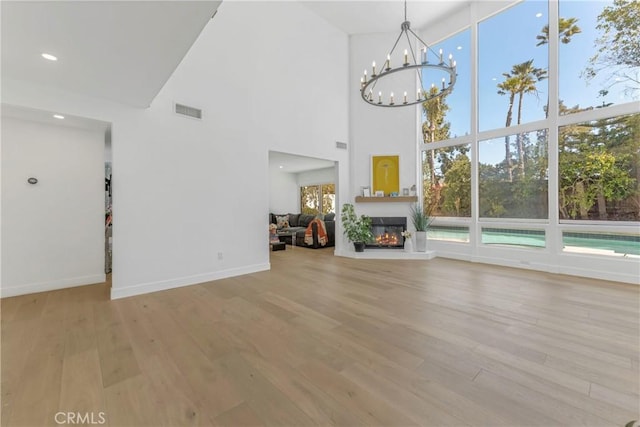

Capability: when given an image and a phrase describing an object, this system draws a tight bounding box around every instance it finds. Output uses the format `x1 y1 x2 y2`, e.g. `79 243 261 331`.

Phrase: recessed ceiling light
492 77 497 81
457 46 463 50
53 114 65 119
279 165 284 169
41 53 58 61
535 12 543 18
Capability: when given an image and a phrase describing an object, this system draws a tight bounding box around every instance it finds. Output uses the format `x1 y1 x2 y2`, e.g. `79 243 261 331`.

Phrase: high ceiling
302 1 469 36
1 1 467 111
1 1 221 108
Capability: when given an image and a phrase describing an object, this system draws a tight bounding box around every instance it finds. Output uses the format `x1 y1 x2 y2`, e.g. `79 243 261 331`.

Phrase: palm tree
536 17 581 46
497 76 519 181
513 60 547 177
498 60 547 179
537 17 581 117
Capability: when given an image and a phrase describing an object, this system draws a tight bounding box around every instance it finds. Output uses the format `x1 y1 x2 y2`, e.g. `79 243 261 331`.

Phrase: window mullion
548 0 561 255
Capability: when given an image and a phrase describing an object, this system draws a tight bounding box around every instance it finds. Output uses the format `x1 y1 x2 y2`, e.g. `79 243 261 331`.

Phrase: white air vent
336 141 348 150
174 103 202 120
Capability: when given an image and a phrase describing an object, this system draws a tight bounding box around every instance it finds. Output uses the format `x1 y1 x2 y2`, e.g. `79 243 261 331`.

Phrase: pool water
427 226 640 257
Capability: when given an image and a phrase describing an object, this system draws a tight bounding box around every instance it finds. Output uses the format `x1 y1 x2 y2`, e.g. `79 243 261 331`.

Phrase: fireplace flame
375 232 399 246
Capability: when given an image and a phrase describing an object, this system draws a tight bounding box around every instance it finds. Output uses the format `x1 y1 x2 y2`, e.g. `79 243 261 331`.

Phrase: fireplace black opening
366 217 407 249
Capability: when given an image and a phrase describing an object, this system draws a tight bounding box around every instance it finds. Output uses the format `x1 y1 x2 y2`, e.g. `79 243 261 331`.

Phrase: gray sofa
270 213 336 249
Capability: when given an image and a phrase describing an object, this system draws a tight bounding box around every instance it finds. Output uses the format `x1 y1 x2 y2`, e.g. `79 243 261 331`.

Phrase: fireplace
366 217 407 249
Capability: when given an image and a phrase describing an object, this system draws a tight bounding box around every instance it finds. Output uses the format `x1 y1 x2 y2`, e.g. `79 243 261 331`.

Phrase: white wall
269 166 337 215
269 168 298 214
349 33 419 199
341 32 420 253
2 1 349 298
1 117 105 296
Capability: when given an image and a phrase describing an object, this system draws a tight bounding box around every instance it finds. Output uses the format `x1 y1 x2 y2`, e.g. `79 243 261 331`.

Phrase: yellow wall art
372 155 399 196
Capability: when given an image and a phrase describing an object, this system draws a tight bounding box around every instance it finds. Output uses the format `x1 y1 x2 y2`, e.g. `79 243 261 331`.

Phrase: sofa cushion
287 213 300 227
298 214 315 227
324 213 335 222
275 214 289 229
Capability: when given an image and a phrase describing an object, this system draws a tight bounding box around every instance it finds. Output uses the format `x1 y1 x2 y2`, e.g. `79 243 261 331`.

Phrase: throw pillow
276 214 290 230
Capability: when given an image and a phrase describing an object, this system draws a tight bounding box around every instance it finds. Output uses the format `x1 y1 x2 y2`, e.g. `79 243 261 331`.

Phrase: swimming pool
427 225 640 257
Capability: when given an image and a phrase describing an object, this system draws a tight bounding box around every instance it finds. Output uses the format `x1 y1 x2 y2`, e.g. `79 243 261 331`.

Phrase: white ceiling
1 0 221 108
1 0 466 113
302 0 469 35
269 151 335 174
2 104 110 133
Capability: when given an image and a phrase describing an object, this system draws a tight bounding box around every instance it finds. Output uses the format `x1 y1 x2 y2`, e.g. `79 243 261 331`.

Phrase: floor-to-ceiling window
420 0 639 281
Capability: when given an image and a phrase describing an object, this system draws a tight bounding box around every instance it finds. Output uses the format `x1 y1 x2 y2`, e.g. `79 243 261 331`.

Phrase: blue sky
424 0 638 164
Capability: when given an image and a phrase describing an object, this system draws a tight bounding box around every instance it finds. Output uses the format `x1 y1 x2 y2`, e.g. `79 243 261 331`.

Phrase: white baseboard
337 249 436 260
469 254 638 285
110 263 271 300
1 273 106 298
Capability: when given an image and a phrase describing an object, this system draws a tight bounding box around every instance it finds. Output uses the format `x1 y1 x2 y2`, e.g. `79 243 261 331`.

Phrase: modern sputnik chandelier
360 1 457 107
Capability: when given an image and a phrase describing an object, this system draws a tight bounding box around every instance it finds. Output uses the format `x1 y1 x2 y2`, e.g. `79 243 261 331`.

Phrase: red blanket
304 218 327 246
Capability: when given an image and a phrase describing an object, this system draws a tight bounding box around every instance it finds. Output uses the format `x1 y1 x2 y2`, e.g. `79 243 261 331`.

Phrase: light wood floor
2 248 639 426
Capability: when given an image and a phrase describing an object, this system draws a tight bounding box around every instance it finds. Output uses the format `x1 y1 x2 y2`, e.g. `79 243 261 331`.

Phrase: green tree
559 114 638 220
321 183 336 214
421 85 450 186
441 154 471 216
584 0 640 94
300 185 319 214
421 85 451 210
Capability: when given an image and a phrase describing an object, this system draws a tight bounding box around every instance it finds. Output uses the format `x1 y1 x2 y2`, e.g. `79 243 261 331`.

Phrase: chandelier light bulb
372 61 376 76
378 91 382 104
442 77 446 90
439 49 443 63
403 49 408 65
403 91 408 104
386 54 391 70
390 92 394 105
421 47 427 64
449 53 453 66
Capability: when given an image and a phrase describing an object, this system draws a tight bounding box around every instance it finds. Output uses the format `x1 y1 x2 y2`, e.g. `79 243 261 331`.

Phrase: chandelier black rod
361 63 456 107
